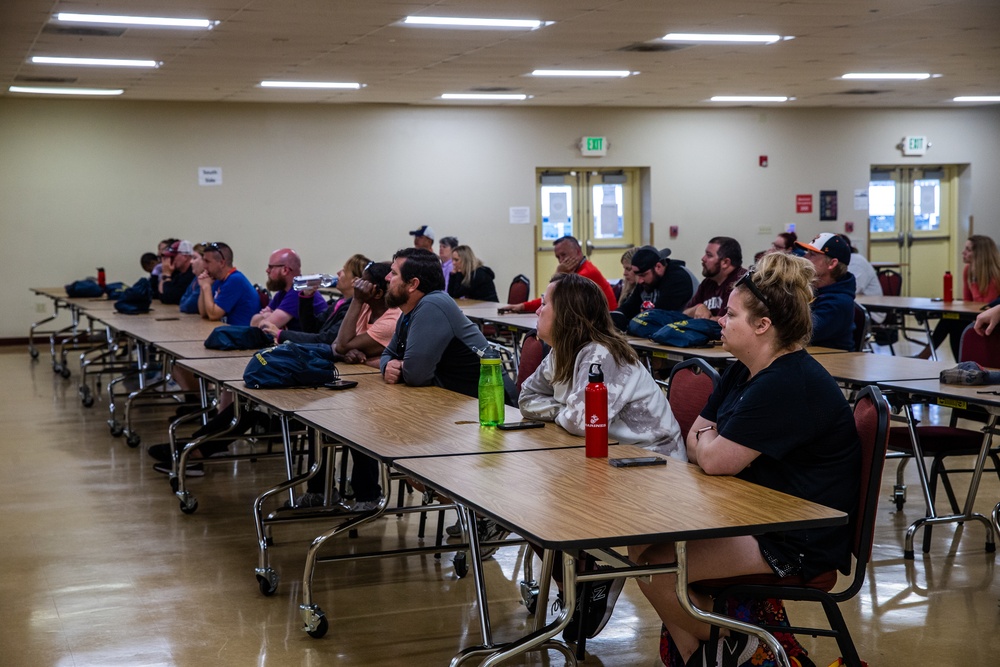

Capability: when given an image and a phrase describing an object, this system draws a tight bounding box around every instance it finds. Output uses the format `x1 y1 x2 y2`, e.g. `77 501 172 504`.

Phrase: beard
385 285 408 308
702 264 719 279
266 276 287 292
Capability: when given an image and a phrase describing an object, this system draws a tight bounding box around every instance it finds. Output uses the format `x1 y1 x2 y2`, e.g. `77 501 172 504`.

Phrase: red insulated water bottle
97 267 106 289
585 363 609 458
943 271 953 303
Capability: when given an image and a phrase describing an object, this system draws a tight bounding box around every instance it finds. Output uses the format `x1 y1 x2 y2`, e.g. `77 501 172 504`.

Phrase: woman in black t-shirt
629 252 860 667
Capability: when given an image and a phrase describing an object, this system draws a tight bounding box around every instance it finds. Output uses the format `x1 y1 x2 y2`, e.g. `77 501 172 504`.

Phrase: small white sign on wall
509 206 531 225
199 167 222 186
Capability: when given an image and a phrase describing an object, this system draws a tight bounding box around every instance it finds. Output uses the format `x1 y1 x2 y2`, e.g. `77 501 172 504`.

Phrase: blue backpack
243 342 339 388
65 279 104 298
114 278 153 314
649 318 722 347
626 309 686 338
204 325 273 351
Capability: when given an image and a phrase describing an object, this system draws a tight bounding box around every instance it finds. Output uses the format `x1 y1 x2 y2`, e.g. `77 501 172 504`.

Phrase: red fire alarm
759 155 768 168
845 221 854 233
669 225 679 239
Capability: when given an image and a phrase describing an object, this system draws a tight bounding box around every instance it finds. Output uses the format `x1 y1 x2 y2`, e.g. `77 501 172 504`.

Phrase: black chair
852 302 871 352
694 385 890 667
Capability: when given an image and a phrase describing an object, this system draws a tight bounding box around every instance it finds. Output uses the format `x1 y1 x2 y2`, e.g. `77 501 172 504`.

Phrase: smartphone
497 420 545 431
609 456 667 468
323 379 358 390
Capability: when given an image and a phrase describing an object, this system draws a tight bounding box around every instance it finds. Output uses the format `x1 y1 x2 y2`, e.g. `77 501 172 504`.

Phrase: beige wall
2 98 999 339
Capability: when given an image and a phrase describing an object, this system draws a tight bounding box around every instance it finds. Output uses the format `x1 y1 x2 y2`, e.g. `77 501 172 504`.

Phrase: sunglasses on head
735 269 773 313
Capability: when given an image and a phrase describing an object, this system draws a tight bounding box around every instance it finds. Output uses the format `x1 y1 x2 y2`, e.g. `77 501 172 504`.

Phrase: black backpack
114 278 153 314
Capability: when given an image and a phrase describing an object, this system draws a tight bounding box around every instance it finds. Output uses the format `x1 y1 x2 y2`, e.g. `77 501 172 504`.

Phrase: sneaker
147 443 174 463
352 497 383 512
560 566 625 642
152 461 205 477
282 490 343 509
476 517 510 560
686 632 760 667
445 520 463 537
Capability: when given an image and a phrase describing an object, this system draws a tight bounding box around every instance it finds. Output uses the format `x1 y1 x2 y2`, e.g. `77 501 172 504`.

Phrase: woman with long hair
927 235 1000 358
446 244 498 301
518 273 684 642
619 246 639 303
630 252 860 666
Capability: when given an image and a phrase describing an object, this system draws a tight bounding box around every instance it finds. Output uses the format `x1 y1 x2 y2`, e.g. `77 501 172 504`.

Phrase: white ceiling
2 0 999 107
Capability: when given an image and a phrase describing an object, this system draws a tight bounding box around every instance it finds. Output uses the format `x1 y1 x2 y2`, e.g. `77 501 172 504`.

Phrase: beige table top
93 312 221 344
396 444 845 550
877 378 1000 414
155 340 264 359
856 294 987 317
815 352 954 384
175 355 255 382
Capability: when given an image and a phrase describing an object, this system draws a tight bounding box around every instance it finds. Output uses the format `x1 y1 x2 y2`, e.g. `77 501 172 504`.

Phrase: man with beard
250 248 327 332
682 236 747 322
157 240 198 304
380 247 491 398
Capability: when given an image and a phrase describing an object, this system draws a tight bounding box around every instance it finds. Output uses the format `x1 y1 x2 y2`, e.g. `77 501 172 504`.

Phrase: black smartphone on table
497 421 544 431
323 379 358 390
609 456 667 468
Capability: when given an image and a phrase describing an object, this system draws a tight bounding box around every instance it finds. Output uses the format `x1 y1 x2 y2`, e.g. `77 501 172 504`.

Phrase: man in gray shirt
381 247 489 398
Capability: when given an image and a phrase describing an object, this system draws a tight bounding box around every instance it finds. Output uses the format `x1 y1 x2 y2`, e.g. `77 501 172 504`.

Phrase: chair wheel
257 570 279 596
126 433 141 448
305 611 329 639
454 551 469 578
179 497 198 514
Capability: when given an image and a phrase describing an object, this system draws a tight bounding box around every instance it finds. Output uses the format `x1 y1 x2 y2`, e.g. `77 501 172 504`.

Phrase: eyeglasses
735 269 773 313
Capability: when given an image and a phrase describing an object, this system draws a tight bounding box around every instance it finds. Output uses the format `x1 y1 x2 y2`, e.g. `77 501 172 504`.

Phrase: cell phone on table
323 379 358 390
609 456 667 468
496 420 544 431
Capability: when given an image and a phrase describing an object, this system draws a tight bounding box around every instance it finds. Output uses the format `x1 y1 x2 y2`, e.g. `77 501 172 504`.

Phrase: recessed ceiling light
260 81 364 89
531 70 634 78
841 73 931 80
953 96 1000 103
403 16 551 29
710 96 790 103
662 33 787 44
440 93 529 101
9 85 124 96
55 12 218 29
32 56 160 68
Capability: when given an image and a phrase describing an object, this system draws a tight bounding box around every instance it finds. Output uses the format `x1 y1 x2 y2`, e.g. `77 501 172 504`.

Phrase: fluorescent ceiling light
9 85 124 96
662 33 784 44
440 93 529 101
711 95 789 103
260 81 363 89
32 56 159 68
404 16 549 29
841 72 931 80
531 69 634 78
55 12 218 29
953 96 1000 102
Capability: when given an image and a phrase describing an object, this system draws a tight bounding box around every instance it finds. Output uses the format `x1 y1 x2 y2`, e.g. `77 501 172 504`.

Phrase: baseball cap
409 225 436 241
163 240 194 257
794 233 851 265
631 246 670 273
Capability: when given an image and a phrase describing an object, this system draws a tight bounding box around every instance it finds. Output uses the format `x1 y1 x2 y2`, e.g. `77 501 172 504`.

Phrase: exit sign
580 136 608 157
901 135 929 156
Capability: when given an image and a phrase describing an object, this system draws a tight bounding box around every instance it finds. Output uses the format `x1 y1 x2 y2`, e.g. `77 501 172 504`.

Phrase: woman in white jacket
519 272 685 459
517 273 685 643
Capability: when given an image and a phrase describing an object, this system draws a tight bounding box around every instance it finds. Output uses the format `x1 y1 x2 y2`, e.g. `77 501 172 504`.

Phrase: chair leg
821 598 863 667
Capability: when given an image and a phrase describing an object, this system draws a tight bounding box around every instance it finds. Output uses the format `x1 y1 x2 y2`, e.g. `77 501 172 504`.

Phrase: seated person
614 246 694 325
446 244 498 302
261 253 370 345
439 235 459 291
501 235 617 313
927 235 1000 359
157 240 197 305
197 242 260 326
518 272 685 641
334 261 401 368
618 247 639 304
630 252 861 666
683 236 747 322
178 244 205 314
250 248 327 332
793 233 857 350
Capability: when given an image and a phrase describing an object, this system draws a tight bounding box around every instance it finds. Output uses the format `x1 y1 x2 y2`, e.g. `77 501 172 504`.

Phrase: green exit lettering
587 137 603 151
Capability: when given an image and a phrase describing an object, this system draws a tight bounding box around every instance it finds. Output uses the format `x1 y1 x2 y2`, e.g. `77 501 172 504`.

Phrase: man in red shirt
502 235 617 312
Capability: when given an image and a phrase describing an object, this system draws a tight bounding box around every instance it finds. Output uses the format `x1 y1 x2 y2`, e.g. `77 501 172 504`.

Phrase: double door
535 168 641 292
868 166 958 297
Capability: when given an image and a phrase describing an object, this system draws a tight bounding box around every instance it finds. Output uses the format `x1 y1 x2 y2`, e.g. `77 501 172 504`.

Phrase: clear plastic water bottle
293 273 338 291
477 345 505 427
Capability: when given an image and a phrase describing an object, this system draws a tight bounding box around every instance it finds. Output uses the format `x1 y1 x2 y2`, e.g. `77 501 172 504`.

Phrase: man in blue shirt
197 242 260 326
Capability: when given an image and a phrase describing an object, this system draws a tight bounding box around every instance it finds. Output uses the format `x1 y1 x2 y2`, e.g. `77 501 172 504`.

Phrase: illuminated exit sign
579 136 608 157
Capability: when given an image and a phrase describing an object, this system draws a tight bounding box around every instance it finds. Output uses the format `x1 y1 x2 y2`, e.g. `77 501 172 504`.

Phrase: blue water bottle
478 345 505 426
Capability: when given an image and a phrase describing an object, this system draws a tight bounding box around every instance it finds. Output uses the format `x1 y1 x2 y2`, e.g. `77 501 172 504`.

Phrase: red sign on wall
796 194 813 214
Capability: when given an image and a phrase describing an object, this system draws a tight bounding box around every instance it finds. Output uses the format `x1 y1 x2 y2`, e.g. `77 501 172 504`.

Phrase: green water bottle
478 345 505 427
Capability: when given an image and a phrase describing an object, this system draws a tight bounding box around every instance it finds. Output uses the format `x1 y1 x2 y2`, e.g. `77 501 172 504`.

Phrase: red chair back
959 323 1000 367
877 269 902 296
515 331 548 395
666 359 720 439
254 284 270 309
850 385 890 563
507 274 530 305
